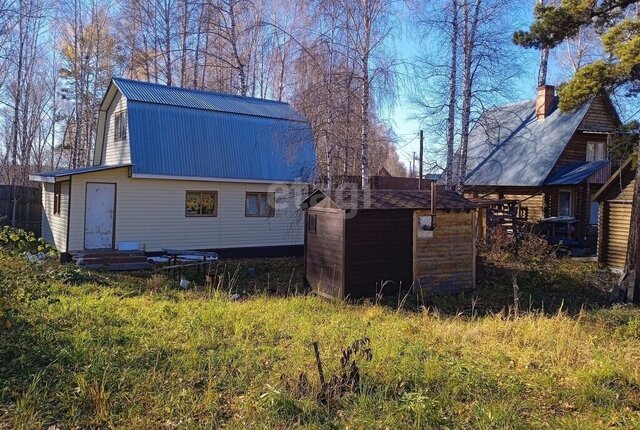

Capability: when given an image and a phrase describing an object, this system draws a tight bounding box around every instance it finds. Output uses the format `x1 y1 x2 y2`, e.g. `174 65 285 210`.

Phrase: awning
29 164 131 183
543 161 609 186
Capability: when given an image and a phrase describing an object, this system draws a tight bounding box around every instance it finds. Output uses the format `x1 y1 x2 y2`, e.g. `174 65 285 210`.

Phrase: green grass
1 251 639 429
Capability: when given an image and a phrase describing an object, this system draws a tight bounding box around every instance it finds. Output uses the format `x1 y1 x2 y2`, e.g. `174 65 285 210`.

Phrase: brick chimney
535 85 555 120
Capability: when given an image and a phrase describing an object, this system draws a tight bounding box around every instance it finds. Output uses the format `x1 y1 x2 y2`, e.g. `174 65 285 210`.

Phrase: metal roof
544 161 610 185
301 188 476 211
464 98 593 187
101 78 316 182
126 102 315 182
112 78 306 122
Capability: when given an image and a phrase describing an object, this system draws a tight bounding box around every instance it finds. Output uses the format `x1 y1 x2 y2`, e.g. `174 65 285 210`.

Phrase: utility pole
411 151 416 178
418 130 424 190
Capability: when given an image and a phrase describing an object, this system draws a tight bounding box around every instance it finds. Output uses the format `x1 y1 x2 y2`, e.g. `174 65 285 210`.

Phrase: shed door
604 201 632 269
84 183 116 249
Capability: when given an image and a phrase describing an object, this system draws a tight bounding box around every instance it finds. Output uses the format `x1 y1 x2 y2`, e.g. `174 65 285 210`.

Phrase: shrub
0 226 57 255
47 265 107 286
0 250 49 329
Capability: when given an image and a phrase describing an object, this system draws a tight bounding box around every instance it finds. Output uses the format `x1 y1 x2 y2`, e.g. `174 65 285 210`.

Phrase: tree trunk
164 0 173 86
536 0 548 87
538 47 549 87
228 0 247 95
445 0 458 190
624 149 640 301
457 0 481 193
360 0 371 190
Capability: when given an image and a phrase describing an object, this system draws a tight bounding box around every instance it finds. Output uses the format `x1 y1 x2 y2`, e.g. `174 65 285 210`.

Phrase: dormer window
586 141 606 161
114 111 127 140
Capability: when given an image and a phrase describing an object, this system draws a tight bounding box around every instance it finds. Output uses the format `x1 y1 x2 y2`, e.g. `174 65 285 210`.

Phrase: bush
0 226 57 255
47 265 107 286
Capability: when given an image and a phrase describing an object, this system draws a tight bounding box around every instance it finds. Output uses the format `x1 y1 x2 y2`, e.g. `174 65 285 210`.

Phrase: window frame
586 141 606 162
114 111 127 141
185 190 218 217
245 192 275 218
53 182 62 215
558 189 574 217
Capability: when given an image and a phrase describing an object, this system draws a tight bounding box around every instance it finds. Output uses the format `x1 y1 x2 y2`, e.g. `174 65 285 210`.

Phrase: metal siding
127 102 315 182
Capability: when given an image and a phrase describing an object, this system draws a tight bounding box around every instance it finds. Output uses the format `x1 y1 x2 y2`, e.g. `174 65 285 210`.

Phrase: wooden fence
0 185 42 235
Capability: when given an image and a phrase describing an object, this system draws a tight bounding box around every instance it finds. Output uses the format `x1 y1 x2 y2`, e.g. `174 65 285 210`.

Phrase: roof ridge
484 99 534 113
112 77 291 106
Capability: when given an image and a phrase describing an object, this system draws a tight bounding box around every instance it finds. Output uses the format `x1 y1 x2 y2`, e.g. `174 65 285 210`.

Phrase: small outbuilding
594 158 637 271
300 187 477 300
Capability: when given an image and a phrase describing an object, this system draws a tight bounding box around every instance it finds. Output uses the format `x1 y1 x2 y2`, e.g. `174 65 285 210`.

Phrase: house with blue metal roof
29 78 316 255
463 85 621 240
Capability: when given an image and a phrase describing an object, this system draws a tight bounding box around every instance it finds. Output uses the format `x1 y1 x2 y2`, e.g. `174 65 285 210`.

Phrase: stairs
69 250 151 271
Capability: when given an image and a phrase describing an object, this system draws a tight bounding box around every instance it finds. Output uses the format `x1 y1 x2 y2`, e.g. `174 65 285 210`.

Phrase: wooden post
430 181 436 216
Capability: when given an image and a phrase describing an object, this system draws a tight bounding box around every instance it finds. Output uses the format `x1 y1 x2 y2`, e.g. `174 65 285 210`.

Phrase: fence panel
0 185 42 235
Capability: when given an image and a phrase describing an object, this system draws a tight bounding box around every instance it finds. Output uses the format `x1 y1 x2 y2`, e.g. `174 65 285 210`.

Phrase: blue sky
382 2 544 171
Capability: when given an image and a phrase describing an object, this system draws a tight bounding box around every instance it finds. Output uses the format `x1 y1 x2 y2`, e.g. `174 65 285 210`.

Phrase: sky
381 2 547 172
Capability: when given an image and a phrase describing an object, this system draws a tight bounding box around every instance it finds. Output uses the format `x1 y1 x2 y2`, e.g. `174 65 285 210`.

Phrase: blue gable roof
111 78 316 182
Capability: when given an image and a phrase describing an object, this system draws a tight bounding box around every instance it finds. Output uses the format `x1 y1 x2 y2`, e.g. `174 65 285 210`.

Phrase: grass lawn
1 250 640 429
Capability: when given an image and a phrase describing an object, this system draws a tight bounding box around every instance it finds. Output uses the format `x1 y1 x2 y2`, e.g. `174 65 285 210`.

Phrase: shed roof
464 98 592 187
111 78 316 183
29 164 130 182
301 188 476 211
544 160 610 185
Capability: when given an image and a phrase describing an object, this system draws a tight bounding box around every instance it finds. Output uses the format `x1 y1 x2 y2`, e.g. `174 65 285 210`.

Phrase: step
82 262 151 271
76 255 149 265
71 250 145 259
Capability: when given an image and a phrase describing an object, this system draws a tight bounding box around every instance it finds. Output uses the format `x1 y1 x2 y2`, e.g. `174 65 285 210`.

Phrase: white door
84 183 116 249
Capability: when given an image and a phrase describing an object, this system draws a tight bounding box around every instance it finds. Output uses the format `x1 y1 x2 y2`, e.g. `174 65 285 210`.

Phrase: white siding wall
101 92 131 165
41 181 69 252
66 167 306 252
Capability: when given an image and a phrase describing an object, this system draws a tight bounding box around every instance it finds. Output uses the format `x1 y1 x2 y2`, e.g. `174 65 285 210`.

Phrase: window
590 201 599 225
185 191 218 217
586 141 606 161
245 192 275 217
558 190 573 217
114 111 127 140
53 182 62 215
308 213 317 234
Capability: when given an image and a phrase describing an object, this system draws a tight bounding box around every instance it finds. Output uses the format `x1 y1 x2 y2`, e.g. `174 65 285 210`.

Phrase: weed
1 252 639 429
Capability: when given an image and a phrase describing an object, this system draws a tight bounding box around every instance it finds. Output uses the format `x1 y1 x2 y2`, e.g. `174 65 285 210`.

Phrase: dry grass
1 251 639 429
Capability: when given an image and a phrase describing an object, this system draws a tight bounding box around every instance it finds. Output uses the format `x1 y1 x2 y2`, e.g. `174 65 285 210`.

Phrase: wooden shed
300 188 477 300
594 158 637 270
